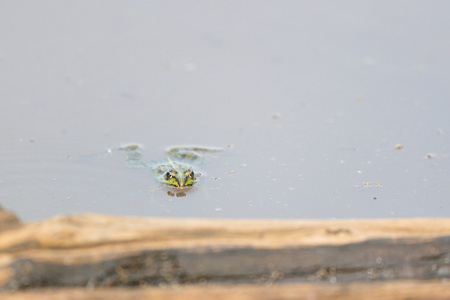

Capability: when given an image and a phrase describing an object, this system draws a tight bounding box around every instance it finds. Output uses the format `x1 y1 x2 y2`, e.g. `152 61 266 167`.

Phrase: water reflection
167 191 186 198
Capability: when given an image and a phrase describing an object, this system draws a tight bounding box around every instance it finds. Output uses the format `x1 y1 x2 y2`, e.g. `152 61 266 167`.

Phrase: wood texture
2 281 450 300
1 206 449 299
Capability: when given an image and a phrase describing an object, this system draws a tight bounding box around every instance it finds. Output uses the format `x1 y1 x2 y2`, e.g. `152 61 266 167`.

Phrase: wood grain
1 207 449 298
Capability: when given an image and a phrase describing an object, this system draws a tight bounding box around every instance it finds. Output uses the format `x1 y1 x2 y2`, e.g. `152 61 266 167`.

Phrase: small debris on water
425 153 438 160
271 112 282 120
394 144 403 150
358 182 381 188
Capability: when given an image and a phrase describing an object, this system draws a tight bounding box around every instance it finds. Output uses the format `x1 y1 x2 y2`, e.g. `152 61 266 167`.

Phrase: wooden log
2 281 450 300
1 207 450 299
0 206 20 233
0 280 450 300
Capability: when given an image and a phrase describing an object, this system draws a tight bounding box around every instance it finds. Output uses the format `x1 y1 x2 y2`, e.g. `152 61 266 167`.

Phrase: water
1 2 449 221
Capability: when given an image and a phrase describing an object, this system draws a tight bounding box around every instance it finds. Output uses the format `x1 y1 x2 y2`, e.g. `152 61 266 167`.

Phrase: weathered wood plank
2 214 450 251
1 207 450 299
2 281 450 300
0 206 20 233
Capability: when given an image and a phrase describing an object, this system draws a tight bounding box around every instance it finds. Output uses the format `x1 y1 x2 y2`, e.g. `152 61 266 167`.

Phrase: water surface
1 2 449 220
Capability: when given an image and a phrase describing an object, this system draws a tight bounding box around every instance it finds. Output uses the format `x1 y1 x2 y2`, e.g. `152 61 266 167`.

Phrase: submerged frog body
119 144 221 190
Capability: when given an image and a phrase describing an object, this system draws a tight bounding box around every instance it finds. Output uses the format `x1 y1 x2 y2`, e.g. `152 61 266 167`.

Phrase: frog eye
164 172 172 181
185 170 194 179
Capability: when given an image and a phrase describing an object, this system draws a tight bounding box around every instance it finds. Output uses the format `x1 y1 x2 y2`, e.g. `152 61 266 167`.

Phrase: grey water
1 2 449 221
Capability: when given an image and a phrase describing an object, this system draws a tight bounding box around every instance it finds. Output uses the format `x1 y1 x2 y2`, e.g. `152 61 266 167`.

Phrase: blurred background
1 1 449 221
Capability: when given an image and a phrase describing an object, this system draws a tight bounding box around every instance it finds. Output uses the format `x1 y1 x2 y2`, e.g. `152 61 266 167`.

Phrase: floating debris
271 112 282 120
358 182 381 188
394 144 403 150
425 153 438 160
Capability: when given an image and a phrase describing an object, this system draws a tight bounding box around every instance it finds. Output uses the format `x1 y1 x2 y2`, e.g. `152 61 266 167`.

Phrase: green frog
118 144 222 190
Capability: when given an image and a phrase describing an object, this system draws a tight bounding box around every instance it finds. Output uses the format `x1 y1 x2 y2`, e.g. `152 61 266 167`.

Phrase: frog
118 144 222 191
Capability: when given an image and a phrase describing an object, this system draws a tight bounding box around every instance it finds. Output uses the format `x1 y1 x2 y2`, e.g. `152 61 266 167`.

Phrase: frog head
163 169 196 188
